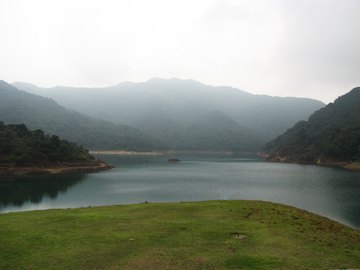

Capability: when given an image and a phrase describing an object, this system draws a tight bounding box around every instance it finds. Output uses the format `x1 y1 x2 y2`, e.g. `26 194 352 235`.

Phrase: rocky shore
259 153 360 170
0 159 115 176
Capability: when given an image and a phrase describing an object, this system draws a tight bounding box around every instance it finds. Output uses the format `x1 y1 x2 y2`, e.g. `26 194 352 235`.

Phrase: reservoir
1 153 360 230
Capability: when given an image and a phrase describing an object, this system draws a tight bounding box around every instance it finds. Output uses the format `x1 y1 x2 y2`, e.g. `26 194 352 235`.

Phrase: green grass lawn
1 200 359 269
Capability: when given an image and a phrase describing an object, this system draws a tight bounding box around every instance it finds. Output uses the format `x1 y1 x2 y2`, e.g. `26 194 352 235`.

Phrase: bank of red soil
259 153 360 170
0 159 115 175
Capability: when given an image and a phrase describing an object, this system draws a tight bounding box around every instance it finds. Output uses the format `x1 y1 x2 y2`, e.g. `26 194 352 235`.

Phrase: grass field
1 200 359 269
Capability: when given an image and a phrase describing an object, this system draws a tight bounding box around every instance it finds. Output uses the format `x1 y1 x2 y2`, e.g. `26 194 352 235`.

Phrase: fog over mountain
0 81 166 151
2 1 360 104
13 78 325 148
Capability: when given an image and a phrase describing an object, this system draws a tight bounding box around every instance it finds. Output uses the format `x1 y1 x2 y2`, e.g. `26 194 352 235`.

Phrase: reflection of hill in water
0 174 86 207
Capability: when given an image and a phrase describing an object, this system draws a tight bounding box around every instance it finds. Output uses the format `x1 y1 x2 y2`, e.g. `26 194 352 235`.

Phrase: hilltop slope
262 87 360 168
138 110 260 151
13 78 325 145
0 81 167 151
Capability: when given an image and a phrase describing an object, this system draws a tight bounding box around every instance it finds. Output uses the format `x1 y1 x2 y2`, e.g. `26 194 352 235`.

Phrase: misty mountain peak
12 78 325 143
12 81 40 91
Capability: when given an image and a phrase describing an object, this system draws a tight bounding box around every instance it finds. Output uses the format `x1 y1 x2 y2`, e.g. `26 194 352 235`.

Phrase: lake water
1 153 360 229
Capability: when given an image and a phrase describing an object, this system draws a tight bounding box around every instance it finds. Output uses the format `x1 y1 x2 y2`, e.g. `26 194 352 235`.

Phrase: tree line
0 122 93 166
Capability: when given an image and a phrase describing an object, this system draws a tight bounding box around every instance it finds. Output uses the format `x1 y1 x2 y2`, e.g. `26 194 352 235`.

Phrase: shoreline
164 150 254 154
90 150 258 155
259 153 360 170
0 159 115 176
89 150 164 155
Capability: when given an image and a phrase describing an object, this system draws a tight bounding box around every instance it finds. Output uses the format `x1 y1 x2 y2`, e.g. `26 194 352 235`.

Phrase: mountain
138 110 260 151
0 81 167 151
262 87 360 167
13 78 325 145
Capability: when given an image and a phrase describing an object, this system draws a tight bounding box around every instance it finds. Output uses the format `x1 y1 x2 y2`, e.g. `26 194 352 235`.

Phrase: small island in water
168 158 180 162
0 122 114 175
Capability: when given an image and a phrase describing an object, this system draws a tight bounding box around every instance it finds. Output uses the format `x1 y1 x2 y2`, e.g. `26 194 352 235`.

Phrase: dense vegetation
0 122 93 166
263 87 360 163
13 78 325 145
138 111 261 151
3 78 326 152
1 80 262 152
0 80 167 152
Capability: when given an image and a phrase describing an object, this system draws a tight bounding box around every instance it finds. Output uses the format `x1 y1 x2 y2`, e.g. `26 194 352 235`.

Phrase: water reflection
321 168 360 229
0 173 86 208
1 153 360 230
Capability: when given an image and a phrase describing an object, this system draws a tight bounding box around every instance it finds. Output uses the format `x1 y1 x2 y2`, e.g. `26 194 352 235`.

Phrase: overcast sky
1 0 359 104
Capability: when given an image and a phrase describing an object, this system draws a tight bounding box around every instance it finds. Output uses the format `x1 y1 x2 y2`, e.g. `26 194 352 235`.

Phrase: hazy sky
1 0 360 104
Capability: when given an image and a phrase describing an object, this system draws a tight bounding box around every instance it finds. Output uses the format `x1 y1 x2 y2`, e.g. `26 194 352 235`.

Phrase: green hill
0 81 167 152
137 111 261 151
0 122 93 166
13 78 325 145
182 111 260 151
262 87 360 167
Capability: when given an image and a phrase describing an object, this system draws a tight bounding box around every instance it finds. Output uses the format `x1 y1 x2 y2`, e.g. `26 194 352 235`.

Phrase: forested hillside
0 81 262 152
0 122 93 166
13 78 325 144
137 111 260 151
0 81 167 151
262 87 360 165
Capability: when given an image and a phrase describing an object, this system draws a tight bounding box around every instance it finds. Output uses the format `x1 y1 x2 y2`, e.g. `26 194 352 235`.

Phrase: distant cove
1 153 360 230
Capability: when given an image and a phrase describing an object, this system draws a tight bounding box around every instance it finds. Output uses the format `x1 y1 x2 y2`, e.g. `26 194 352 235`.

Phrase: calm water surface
1 153 360 229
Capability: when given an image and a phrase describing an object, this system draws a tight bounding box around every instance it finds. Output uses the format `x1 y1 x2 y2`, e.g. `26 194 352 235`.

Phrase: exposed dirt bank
165 150 236 154
89 151 164 155
90 150 257 155
343 163 360 170
259 153 360 170
0 159 115 176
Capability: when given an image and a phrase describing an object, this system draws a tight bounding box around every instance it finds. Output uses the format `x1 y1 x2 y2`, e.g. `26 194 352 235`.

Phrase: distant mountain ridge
13 78 325 146
262 87 360 168
137 110 260 152
0 80 166 151
0 80 260 152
